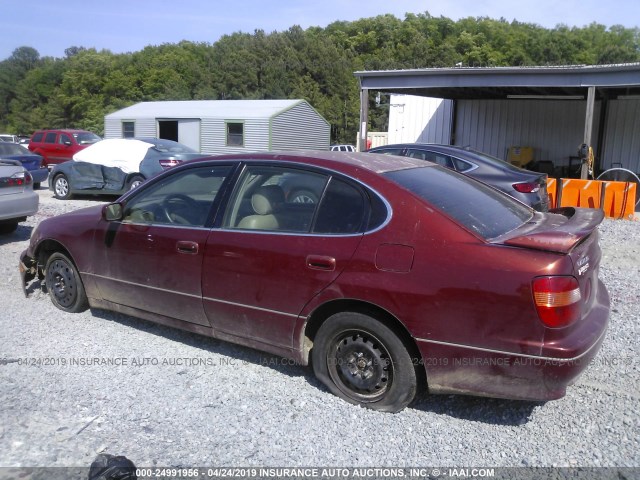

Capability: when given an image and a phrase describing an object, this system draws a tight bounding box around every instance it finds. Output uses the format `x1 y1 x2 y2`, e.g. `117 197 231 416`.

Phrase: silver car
0 160 38 234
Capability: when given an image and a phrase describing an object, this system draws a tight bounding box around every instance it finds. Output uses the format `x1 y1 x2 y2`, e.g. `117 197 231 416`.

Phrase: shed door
178 119 201 151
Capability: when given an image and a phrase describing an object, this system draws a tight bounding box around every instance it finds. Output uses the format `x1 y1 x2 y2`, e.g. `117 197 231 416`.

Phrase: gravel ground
0 189 638 470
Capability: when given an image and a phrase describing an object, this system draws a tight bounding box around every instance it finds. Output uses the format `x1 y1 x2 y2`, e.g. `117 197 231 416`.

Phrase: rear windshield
385 166 533 239
150 140 196 154
0 143 28 155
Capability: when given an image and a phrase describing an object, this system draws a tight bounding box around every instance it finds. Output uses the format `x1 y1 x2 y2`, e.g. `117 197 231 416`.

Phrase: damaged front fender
19 252 40 298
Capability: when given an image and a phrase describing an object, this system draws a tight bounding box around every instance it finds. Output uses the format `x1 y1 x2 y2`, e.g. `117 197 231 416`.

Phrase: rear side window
32 132 44 143
385 166 533 239
313 178 365 234
451 157 474 172
44 132 57 143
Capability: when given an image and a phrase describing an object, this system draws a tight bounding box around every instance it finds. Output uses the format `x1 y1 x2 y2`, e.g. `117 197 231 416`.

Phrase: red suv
28 129 101 167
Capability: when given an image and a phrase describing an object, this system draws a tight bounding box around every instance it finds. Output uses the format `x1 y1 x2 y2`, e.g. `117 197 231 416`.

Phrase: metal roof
105 99 307 120
354 63 640 100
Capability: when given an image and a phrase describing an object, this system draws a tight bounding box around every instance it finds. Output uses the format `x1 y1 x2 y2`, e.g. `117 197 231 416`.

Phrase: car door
91 164 234 326
201 164 367 350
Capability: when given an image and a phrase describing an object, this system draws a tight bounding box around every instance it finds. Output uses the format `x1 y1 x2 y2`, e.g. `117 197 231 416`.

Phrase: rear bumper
416 281 609 401
0 190 38 222
30 167 49 184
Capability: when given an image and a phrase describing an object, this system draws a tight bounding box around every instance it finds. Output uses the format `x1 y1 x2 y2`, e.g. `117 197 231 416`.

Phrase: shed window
122 122 135 138
226 122 244 146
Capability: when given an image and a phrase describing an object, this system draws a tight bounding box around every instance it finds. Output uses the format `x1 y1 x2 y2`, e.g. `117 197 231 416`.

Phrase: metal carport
355 63 640 177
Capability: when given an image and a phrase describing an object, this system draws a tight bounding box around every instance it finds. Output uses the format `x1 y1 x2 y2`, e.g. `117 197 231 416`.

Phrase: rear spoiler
493 207 604 254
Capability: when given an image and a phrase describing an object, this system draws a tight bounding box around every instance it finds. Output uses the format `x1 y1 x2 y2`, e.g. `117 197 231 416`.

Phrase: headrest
251 185 285 215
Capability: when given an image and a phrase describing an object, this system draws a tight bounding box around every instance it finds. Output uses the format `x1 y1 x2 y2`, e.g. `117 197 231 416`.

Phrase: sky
1 0 639 60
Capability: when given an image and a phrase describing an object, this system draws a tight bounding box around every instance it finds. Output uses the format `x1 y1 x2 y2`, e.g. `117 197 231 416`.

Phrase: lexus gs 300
20 151 609 412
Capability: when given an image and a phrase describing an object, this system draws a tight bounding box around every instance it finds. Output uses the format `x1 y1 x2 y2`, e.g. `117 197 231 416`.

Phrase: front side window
226 122 244 146
122 166 232 227
59 134 72 145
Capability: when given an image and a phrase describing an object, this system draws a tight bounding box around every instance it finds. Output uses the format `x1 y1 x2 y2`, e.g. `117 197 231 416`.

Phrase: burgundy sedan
20 152 609 412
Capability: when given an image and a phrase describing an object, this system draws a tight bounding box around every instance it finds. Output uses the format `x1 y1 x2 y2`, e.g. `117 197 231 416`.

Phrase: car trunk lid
494 207 603 255
493 207 604 315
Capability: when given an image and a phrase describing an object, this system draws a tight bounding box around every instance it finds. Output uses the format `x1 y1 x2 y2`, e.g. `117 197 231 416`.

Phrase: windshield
73 132 101 145
385 166 533 239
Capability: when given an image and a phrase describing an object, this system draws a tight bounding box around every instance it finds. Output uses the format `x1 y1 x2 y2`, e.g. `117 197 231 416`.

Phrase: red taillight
1 171 32 187
159 159 182 170
532 276 582 328
513 182 540 193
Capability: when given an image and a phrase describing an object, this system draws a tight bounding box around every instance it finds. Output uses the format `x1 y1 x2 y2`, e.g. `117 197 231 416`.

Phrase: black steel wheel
44 252 89 313
312 312 417 412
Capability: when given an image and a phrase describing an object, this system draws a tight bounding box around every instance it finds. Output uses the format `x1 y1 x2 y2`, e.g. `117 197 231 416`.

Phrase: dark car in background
29 129 101 167
50 138 207 199
368 143 549 211
21 151 608 412
0 142 48 188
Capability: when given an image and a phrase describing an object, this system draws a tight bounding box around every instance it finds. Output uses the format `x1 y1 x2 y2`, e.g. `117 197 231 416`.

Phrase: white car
0 134 19 143
0 160 38 234
330 144 356 152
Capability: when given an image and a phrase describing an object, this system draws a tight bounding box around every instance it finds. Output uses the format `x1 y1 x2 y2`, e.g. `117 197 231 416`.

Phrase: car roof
188 150 432 175
33 129 93 134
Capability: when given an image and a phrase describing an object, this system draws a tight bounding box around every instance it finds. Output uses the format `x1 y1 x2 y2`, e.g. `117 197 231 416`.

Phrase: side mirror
102 203 123 221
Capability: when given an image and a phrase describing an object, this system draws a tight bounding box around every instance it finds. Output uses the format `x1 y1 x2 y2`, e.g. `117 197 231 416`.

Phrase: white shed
104 99 330 154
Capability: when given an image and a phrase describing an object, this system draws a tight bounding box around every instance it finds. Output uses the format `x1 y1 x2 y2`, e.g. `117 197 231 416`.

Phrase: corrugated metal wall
103 119 121 139
455 99 600 165
271 102 330 150
601 99 640 173
104 119 156 139
200 119 270 155
388 94 453 144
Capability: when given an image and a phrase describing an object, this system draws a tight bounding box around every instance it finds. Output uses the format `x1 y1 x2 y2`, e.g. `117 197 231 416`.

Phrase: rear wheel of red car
312 312 417 413
44 252 89 313
53 174 72 200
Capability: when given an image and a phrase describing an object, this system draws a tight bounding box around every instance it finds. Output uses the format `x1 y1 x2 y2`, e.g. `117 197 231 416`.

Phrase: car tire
289 189 318 204
44 252 89 313
53 174 72 200
0 222 18 234
312 312 417 413
127 174 145 191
